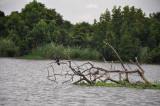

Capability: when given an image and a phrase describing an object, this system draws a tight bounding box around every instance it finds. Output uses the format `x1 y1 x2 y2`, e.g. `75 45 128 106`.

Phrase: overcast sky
0 0 160 24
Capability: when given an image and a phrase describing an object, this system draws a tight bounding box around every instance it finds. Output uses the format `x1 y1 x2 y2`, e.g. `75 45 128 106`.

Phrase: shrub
138 47 150 63
0 38 19 57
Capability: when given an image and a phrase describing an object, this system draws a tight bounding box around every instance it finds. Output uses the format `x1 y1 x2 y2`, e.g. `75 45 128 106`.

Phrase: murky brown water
0 58 160 106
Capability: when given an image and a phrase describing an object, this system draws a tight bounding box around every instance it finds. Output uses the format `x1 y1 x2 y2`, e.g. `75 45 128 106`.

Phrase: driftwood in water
46 41 151 86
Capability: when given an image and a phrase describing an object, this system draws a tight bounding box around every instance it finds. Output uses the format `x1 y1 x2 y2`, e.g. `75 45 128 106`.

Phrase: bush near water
31 43 100 60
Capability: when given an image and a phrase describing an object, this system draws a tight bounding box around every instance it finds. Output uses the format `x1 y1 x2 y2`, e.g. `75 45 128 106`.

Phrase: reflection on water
0 58 160 106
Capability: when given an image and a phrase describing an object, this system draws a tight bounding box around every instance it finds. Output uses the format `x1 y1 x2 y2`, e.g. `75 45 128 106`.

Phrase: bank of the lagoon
0 58 160 106
78 82 160 89
18 55 46 60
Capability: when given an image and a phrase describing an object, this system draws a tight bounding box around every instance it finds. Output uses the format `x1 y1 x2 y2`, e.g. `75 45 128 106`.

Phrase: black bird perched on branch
54 55 60 65
93 70 99 75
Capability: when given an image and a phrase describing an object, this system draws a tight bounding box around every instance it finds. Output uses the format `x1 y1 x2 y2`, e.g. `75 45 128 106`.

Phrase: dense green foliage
0 0 159 63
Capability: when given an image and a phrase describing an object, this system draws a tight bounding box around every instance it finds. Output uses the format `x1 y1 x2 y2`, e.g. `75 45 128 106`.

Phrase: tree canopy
0 0 159 63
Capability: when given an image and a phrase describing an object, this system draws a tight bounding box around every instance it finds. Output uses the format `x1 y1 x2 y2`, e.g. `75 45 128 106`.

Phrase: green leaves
119 33 140 60
28 19 51 48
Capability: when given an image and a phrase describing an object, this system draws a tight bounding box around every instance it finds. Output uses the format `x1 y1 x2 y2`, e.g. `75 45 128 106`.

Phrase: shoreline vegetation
77 82 160 89
1 56 160 65
0 41 159 64
15 57 160 65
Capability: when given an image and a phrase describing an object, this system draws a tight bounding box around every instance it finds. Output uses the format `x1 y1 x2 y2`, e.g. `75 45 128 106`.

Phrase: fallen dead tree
46 41 152 86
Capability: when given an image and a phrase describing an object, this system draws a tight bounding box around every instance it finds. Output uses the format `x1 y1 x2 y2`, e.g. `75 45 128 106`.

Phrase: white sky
0 0 160 24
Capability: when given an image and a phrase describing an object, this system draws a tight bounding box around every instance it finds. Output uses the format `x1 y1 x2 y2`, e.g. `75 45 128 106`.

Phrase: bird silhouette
54 55 60 65
93 70 99 75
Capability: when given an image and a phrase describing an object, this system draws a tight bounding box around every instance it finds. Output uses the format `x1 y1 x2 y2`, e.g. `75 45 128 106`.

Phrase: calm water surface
0 58 160 106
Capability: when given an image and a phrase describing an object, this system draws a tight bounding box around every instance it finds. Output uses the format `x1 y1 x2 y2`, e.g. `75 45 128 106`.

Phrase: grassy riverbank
78 82 160 89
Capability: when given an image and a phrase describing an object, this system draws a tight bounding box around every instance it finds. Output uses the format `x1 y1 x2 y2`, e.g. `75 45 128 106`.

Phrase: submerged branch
46 42 152 87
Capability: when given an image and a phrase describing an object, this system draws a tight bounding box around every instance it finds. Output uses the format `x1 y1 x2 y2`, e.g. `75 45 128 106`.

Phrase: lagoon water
0 58 160 106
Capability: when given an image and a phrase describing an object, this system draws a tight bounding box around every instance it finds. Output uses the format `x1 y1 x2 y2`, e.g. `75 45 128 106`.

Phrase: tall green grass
138 47 150 63
31 43 65 59
64 47 100 60
0 38 19 57
31 43 100 60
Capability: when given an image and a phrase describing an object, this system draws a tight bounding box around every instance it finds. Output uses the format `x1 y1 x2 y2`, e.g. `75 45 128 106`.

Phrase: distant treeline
0 0 160 63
